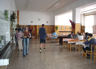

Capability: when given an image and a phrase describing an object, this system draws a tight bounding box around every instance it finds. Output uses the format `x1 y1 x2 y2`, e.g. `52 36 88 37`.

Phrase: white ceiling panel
15 0 29 10
27 0 58 11
15 0 78 11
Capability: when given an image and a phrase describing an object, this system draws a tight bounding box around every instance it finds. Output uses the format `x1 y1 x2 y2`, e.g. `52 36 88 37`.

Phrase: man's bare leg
43 43 46 49
40 43 43 53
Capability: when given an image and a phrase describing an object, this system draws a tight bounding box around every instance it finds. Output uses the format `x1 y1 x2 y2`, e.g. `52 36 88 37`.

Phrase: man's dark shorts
40 39 46 43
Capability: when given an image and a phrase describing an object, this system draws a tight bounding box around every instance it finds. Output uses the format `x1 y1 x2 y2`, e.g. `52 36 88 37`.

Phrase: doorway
29 25 37 39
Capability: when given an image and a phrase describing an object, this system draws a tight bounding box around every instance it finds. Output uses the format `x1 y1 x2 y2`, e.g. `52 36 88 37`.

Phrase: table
63 38 84 51
58 35 69 45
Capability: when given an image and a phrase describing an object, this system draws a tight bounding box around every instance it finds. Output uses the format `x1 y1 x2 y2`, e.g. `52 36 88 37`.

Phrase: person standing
23 27 30 56
15 28 18 48
39 24 47 53
17 28 23 51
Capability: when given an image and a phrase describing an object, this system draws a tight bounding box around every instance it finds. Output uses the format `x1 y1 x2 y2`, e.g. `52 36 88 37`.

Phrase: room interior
1 0 96 69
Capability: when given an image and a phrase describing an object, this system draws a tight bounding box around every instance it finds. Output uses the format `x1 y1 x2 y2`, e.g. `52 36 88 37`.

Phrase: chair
75 35 84 52
85 45 93 59
82 38 96 60
85 39 96 61
67 39 78 52
63 41 68 48
68 43 76 52
91 44 96 63
85 44 96 63
76 41 85 52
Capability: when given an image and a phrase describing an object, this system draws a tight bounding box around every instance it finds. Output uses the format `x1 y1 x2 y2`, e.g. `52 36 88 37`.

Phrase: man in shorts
39 24 47 53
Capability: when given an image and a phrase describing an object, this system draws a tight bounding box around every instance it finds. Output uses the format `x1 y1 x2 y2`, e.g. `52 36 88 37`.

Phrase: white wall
19 11 54 25
0 19 10 41
55 11 72 25
54 0 96 23
0 0 16 42
0 0 16 10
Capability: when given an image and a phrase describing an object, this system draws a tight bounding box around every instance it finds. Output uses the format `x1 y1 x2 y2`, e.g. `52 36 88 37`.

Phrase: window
85 15 94 33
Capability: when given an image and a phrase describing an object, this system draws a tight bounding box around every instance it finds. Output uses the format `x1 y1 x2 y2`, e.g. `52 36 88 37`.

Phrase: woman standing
23 27 30 56
17 28 23 51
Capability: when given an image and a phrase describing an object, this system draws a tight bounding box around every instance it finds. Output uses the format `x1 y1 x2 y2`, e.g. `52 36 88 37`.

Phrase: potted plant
10 11 16 45
56 26 58 30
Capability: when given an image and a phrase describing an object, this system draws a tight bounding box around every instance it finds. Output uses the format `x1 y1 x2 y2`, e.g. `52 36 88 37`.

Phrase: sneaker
43 48 46 53
87 56 90 59
23 55 26 57
43 48 46 49
40 50 42 53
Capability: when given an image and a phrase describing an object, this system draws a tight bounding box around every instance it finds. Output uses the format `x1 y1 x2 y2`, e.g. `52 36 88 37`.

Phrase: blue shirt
84 38 96 47
51 32 58 39
39 27 46 39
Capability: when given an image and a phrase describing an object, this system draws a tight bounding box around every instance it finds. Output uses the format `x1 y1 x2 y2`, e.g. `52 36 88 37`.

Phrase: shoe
23 55 26 57
87 54 90 59
43 48 46 49
87 56 90 59
43 48 46 52
40 50 42 53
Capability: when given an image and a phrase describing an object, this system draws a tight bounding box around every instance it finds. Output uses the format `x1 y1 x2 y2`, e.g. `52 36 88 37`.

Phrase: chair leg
67 44 70 51
70 47 71 52
94 56 96 63
90 53 93 62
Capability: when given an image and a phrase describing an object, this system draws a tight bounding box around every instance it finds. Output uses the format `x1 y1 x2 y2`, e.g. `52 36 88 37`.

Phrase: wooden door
29 25 37 39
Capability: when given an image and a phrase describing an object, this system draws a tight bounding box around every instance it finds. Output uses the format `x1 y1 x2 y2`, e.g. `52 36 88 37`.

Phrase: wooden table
63 38 84 52
58 35 69 45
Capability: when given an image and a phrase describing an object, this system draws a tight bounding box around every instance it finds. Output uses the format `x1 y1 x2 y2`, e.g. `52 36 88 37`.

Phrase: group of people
15 27 31 56
15 24 47 54
15 24 96 56
68 32 96 58
82 33 96 57
67 32 83 39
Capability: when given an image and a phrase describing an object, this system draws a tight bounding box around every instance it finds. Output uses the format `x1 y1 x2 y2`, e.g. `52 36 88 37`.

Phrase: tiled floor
7 39 96 69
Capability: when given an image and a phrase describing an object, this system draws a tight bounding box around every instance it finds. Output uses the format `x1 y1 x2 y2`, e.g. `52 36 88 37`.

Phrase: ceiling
15 0 78 11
